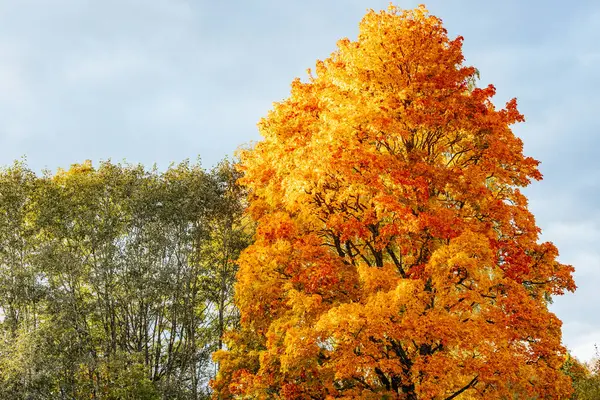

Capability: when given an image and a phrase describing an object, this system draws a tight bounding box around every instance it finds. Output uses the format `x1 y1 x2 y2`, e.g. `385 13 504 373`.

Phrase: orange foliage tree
212 5 576 399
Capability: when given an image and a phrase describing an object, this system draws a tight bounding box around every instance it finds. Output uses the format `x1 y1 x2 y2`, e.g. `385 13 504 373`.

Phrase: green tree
564 350 600 399
0 159 250 399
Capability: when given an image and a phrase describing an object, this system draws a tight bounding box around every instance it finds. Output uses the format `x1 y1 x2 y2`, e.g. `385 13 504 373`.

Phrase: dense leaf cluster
0 159 250 399
213 5 575 400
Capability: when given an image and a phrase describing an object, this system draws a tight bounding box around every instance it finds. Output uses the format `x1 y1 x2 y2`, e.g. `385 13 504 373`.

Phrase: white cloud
563 325 600 362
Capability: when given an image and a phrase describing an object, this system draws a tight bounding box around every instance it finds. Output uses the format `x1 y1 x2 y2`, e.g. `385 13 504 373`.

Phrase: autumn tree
213 5 575 399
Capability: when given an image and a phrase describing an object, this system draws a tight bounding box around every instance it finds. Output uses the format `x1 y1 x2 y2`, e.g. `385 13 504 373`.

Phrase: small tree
213 5 575 399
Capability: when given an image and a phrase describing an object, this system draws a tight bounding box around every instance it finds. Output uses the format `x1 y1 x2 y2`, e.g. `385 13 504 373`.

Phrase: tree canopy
0 159 249 399
213 5 575 399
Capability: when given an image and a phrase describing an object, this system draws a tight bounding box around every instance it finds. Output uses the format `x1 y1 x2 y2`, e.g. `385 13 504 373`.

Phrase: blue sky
0 1 598 361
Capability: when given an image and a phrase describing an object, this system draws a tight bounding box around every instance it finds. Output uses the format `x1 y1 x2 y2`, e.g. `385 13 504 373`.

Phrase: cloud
562 322 600 361
543 217 600 361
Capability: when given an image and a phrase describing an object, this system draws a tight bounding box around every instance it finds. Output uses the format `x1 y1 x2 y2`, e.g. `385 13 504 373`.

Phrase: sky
0 0 598 361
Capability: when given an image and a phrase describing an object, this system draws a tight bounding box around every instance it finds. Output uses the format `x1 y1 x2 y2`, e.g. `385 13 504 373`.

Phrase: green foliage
0 159 250 399
564 350 600 400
